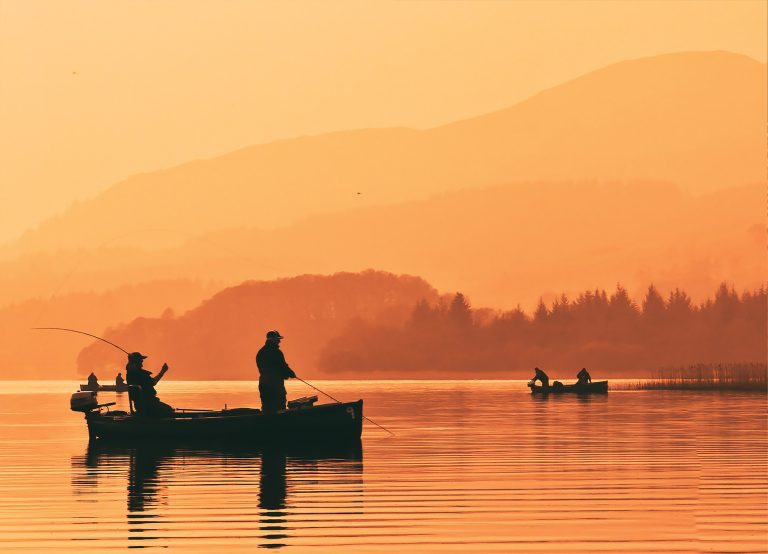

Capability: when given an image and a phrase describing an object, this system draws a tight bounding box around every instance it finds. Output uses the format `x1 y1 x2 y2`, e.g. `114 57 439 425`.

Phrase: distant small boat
72 394 364 443
79 383 130 393
528 381 608 394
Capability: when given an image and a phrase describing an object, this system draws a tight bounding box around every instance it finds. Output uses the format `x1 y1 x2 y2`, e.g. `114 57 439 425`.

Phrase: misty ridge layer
1 181 762 310
3 50 764 256
76 272 766 380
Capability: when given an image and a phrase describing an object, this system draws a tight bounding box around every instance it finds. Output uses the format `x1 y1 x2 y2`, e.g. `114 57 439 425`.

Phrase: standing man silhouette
256 330 297 413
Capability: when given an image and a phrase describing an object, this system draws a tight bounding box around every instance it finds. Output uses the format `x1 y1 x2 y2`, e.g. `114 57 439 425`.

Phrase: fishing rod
295 377 396 436
32 327 130 355
34 327 211 413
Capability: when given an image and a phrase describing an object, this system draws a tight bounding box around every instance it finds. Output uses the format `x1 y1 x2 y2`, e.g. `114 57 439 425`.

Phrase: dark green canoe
528 380 608 394
81 400 364 443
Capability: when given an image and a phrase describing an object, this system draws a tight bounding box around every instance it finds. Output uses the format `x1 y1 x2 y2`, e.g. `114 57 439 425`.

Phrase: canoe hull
85 400 364 444
529 381 608 394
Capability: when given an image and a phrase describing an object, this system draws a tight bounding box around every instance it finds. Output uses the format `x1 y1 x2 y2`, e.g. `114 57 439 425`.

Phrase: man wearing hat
256 330 297 413
125 351 173 417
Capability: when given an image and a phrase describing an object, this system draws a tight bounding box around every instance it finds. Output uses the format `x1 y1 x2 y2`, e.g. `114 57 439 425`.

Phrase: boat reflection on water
72 440 363 549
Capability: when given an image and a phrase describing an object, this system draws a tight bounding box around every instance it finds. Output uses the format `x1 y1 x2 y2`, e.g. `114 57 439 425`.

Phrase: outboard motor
70 391 98 412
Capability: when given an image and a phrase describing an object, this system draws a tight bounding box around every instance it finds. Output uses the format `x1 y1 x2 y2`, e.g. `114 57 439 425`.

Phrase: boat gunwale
86 399 362 422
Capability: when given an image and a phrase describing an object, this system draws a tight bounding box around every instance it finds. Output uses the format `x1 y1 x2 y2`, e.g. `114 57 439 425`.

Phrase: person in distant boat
256 330 297 414
528 367 550 389
576 367 592 385
87 372 99 388
115 372 125 387
125 352 173 417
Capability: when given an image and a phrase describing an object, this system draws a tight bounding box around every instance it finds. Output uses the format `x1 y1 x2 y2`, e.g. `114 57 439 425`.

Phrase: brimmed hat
128 352 148 360
266 330 284 340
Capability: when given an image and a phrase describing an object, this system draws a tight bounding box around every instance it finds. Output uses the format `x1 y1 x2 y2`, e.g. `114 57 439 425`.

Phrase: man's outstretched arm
152 363 169 385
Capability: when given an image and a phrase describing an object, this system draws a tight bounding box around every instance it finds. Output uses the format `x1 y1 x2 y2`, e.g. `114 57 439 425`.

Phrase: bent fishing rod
32 327 130 354
295 377 396 436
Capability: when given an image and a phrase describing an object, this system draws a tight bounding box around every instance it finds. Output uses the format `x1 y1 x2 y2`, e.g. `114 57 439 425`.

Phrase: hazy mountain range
4 51 763 257
2 51 764 378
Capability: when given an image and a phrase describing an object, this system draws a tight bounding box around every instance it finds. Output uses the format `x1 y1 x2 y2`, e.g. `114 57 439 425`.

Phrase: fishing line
296 377 396 436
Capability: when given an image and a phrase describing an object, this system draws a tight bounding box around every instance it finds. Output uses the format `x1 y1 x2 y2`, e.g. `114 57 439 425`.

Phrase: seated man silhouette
87 372 99 388
125 352 173 417
528 367 550 389
576 367 592 385
115 372 125 387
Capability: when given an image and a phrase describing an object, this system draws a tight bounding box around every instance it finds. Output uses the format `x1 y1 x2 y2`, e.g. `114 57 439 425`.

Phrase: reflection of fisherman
256 330 297 413
115 372 125 387
87 372 99 388
127 445 168 513
528 367 550 389
576 367 592 385
259 448 287 511
125 352 173 417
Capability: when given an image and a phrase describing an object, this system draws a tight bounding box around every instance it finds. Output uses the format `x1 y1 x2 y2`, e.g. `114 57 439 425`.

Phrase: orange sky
1 0 765 243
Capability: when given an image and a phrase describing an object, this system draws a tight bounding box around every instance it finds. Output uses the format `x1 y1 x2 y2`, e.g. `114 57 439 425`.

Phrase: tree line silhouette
74 272 764 379
318 283 766 377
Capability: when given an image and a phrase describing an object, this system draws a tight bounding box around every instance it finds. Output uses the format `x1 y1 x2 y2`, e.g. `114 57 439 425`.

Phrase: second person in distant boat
256 330 297 413
576 367 592 385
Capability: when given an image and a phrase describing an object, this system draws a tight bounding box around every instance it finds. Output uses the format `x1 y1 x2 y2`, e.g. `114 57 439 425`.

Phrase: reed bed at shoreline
629 363 767 391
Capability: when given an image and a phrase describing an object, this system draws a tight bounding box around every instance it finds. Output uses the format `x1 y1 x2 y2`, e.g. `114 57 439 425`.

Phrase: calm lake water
0 380 765 553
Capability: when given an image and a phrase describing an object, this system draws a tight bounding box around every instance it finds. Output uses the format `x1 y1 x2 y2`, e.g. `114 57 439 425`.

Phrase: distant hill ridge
76 270 441 379
4 51 764 256
0 181 762 311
